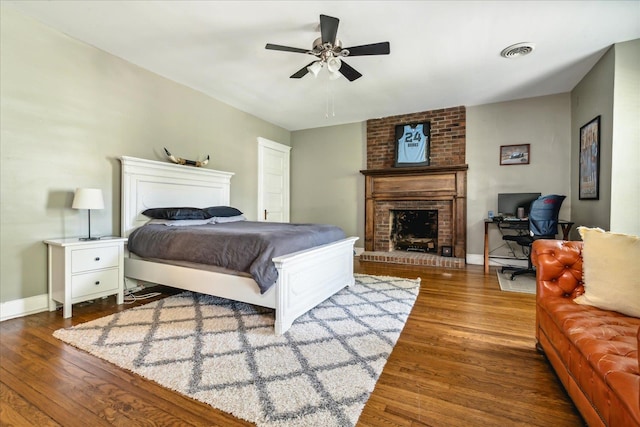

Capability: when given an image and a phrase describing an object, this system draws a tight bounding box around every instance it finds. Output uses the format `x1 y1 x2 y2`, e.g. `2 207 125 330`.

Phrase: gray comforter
127 221 346 293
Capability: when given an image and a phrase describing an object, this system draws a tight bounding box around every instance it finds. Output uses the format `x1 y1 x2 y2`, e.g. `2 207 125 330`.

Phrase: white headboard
120 156 234 237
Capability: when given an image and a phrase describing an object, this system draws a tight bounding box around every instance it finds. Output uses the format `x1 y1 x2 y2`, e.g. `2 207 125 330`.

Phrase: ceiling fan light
327 57 342 73
307 61 323 77
329 70 341 80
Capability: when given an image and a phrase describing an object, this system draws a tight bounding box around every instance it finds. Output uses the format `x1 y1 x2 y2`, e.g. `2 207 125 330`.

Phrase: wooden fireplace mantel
360 164 469 176
360 165 468 258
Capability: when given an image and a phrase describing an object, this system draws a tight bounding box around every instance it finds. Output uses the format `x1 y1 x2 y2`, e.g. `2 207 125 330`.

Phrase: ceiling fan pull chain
325 78 329 119
324 79 336 119
331 82 336 117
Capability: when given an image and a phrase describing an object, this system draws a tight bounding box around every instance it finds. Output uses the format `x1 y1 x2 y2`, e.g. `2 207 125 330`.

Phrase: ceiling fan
265 14 390 82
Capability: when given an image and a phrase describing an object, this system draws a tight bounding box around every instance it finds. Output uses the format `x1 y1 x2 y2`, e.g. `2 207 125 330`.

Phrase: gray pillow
203 206 243 218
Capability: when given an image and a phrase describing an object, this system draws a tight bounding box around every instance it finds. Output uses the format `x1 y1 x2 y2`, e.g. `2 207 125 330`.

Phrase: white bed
120 156 358 334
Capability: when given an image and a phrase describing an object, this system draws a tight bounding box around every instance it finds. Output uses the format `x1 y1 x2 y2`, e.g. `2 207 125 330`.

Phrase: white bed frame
120 156 357 334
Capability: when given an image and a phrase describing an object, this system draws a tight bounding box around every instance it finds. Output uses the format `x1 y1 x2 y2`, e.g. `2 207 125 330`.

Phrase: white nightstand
44 237 127 318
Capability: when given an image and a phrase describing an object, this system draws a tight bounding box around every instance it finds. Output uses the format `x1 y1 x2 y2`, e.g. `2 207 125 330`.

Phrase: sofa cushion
574 227 640 317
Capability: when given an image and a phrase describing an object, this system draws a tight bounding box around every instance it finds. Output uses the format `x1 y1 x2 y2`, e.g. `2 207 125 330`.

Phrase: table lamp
72 188 104 240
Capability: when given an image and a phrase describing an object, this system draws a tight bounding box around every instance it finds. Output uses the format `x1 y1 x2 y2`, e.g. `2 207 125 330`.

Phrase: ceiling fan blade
338 60 362 82
290 61 317 79
344 41 390 56
320 14 339 45
265 43 309 54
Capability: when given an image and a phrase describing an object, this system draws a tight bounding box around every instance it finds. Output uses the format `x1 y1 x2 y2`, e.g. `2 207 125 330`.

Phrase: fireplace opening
390 209 438 253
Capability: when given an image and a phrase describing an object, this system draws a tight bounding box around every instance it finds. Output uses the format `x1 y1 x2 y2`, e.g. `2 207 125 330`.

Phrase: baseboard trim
466 254 528 268
466 254 484 265
1 294 50 322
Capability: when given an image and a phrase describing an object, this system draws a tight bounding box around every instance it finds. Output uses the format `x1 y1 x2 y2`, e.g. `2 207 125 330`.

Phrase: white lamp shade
307 61 323 77
327 57 342 73
72 188 104 210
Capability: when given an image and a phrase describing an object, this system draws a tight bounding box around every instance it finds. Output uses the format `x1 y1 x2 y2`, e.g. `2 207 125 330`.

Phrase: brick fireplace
360 106 467 268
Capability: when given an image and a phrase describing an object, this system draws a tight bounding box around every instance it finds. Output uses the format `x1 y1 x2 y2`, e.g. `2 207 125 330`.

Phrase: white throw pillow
574 226 640 317
210 215 246 224
148 219 211 226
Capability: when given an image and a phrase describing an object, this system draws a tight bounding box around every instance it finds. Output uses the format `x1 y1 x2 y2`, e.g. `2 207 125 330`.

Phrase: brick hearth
360 250 465 269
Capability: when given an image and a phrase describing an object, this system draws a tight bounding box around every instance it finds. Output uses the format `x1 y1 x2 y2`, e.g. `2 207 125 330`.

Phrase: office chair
501 194 566 280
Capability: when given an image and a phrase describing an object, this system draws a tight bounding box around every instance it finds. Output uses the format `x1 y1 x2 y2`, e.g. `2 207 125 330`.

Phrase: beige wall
611 39 640 234
571 47 615 232
466 94 572 264
0 7 290 303
570 40 640 236
290 123 366 245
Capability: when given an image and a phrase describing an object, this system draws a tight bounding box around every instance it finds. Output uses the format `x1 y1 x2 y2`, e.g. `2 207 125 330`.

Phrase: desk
483 219 574 274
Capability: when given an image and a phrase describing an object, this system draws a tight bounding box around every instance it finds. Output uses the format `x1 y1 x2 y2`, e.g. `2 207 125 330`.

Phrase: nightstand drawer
71 269 119 299
71 246 119 273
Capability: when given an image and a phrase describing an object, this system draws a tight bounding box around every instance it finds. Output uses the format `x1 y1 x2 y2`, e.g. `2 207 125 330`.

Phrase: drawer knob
95 281 100 285
94 257 100 261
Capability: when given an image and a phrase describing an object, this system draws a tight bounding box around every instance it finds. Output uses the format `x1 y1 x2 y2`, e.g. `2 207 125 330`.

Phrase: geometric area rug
53 273 420 427
496 270 536 294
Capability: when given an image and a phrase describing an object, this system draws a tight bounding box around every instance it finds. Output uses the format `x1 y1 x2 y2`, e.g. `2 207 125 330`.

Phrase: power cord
124 289 162 303
123 279 161 304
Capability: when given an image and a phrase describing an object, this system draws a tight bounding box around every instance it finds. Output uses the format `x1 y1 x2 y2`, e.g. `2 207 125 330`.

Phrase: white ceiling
5 1 640 131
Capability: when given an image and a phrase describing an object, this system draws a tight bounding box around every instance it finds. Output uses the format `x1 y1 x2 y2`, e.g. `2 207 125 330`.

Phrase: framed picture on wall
499 144 530 165
579 116 600 200
394 122 430 167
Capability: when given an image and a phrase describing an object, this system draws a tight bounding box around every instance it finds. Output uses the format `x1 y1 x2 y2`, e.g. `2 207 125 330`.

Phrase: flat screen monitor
497 192 541 217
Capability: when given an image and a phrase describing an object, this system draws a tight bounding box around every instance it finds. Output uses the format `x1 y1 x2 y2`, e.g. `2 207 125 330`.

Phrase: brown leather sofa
532 240 640 427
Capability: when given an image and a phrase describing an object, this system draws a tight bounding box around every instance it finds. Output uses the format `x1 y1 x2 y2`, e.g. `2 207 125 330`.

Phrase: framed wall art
499 144 530 165
579 115 600 200
394 122 430 167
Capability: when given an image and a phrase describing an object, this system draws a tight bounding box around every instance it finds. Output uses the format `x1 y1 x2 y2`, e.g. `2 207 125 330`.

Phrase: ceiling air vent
500 42 535 58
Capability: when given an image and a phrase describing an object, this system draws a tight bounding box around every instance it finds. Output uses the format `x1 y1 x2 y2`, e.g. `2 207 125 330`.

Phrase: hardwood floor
0 262 584 426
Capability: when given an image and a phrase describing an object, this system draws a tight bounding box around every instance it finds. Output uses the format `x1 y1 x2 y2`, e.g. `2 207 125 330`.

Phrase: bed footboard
273 237 358 334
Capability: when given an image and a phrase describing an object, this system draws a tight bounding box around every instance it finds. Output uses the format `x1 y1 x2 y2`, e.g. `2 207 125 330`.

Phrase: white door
257 137 291 222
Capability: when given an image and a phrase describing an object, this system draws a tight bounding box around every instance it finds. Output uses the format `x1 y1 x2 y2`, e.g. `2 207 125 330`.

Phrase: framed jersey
394 122 430 167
